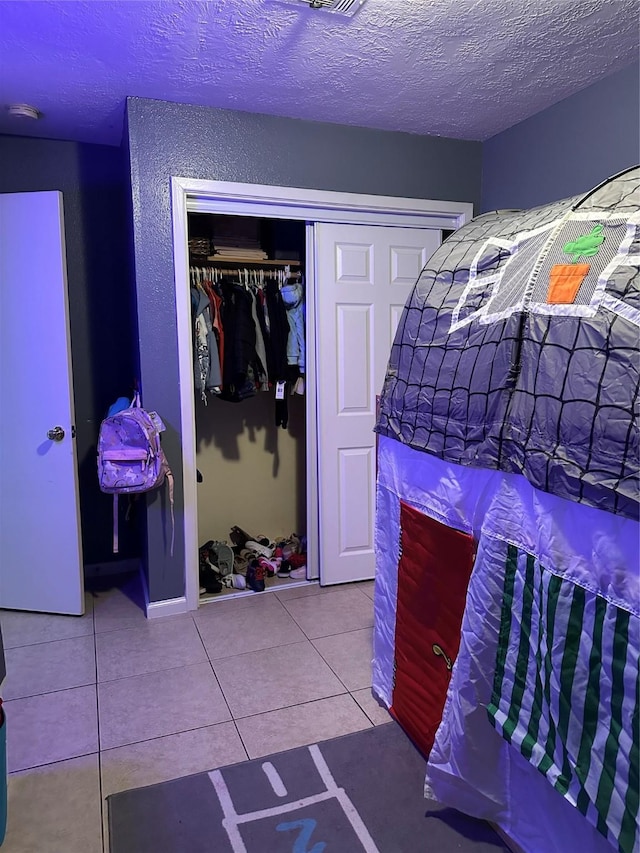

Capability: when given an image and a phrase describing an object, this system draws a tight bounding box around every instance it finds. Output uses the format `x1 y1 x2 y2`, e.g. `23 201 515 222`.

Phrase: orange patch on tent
547 263 590 304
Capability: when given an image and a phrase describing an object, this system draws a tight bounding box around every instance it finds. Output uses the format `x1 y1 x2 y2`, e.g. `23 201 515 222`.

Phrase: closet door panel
315 223 441 585
390 304 405 342
338 447 375 554
335 242 373 283
336 304 373 414
390 245 429 285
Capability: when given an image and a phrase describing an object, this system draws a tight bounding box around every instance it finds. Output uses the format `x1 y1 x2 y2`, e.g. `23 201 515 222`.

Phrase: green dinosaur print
562 224 605 263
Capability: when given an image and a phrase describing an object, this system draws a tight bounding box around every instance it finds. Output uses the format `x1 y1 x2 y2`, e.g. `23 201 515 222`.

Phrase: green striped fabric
487 544 639 853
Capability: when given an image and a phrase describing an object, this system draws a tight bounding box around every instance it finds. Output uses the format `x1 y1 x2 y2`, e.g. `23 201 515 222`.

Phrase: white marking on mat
261 762 288 797
309 743 381 853
208 742 382 853
208 769 248 853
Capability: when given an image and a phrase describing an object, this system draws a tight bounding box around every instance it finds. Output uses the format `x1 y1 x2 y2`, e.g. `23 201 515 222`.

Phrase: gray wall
126 97 482 601
0 135 140 566
482 63 640 212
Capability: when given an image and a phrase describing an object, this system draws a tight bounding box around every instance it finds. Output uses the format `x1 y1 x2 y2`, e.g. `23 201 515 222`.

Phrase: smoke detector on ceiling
271 0 367 17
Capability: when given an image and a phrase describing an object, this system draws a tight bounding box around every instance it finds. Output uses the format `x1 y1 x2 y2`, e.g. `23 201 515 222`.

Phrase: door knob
47 426 65 442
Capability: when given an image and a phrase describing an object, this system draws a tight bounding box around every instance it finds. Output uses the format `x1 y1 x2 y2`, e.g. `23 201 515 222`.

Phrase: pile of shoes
200 527 308 596
229 527 307 590
274 535 307 580
229 527 274 592
199 540 246 595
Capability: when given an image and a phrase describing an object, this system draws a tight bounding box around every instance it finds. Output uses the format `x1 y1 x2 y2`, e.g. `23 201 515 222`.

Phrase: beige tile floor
0 574 389 852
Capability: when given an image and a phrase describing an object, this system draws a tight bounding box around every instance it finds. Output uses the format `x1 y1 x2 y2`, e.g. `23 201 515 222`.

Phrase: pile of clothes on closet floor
199 526 307 595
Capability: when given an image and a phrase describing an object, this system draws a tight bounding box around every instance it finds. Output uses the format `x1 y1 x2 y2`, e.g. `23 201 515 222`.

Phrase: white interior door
0 191 84 614
315 223 440 585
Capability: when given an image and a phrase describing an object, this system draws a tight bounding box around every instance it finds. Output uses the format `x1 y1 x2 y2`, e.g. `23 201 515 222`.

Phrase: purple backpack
97 393 174 554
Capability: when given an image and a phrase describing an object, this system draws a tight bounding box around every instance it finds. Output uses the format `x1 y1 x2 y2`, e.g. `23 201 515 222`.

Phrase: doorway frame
171 176 473 611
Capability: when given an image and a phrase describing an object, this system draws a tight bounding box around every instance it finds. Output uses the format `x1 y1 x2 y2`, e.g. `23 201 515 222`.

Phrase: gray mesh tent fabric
375 167 640 520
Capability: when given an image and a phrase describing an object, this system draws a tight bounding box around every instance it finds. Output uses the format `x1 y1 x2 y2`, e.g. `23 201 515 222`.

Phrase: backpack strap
113 494 119 554
167 469 175 557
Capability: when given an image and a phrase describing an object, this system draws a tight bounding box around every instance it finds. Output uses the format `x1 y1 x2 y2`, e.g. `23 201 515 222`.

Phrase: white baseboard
139 567 189 619
84 558 141 578
146 595 189 619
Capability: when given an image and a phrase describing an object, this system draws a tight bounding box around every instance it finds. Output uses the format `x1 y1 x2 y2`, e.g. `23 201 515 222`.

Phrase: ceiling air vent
271 0 367 17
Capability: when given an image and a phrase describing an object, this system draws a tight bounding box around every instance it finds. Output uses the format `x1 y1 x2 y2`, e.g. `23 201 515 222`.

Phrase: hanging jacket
265 280 289 382
192 288 209 401
191 287 222 402
281 281 305 374
220 281 260 402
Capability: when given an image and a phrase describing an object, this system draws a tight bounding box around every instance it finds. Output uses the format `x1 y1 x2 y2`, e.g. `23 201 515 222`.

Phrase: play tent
372 167 639 853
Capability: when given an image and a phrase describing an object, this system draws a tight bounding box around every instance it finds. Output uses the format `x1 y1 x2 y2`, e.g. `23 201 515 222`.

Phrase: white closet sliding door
314 223 440 586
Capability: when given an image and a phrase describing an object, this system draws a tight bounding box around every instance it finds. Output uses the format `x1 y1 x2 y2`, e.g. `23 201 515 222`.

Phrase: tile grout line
1 629 95 652
311 624 374 641
277 594 374 641
5 697 376 779
94 614 197 640
231 719 251 763
236 693 375 759
93 656 215 686
283 622 375 642
311 634 369 694
207 636 314 664
359 705 386 726
276 598 313 637
192 605 371 719
99 719 239 756
309 640 373 695
3 675 101 704
191 617 237 724
229 686 351 722
96 690 369 756
8 747 100 777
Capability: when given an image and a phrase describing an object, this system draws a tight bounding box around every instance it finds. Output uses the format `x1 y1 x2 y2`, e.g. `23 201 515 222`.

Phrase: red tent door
390 501 476 756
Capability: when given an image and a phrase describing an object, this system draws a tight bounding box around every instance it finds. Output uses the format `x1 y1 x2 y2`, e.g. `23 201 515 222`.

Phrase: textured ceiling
0 0 637 146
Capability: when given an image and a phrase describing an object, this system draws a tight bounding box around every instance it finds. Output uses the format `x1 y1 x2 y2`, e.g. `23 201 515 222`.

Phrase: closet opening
188 212 312 604
171 176 473 613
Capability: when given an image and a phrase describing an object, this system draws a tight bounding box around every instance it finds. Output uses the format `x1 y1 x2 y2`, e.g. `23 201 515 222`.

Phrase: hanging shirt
249 289 269 391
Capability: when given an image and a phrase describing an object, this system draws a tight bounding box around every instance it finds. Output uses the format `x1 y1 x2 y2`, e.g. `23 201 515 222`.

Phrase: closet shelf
202 256 301 267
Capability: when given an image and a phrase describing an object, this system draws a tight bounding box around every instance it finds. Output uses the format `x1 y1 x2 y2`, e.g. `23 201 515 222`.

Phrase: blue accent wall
126 97 482 601
0 134 140 566
482 63 640 212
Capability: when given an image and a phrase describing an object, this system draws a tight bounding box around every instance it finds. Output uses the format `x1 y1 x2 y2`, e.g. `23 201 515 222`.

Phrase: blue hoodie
281 282 305 373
